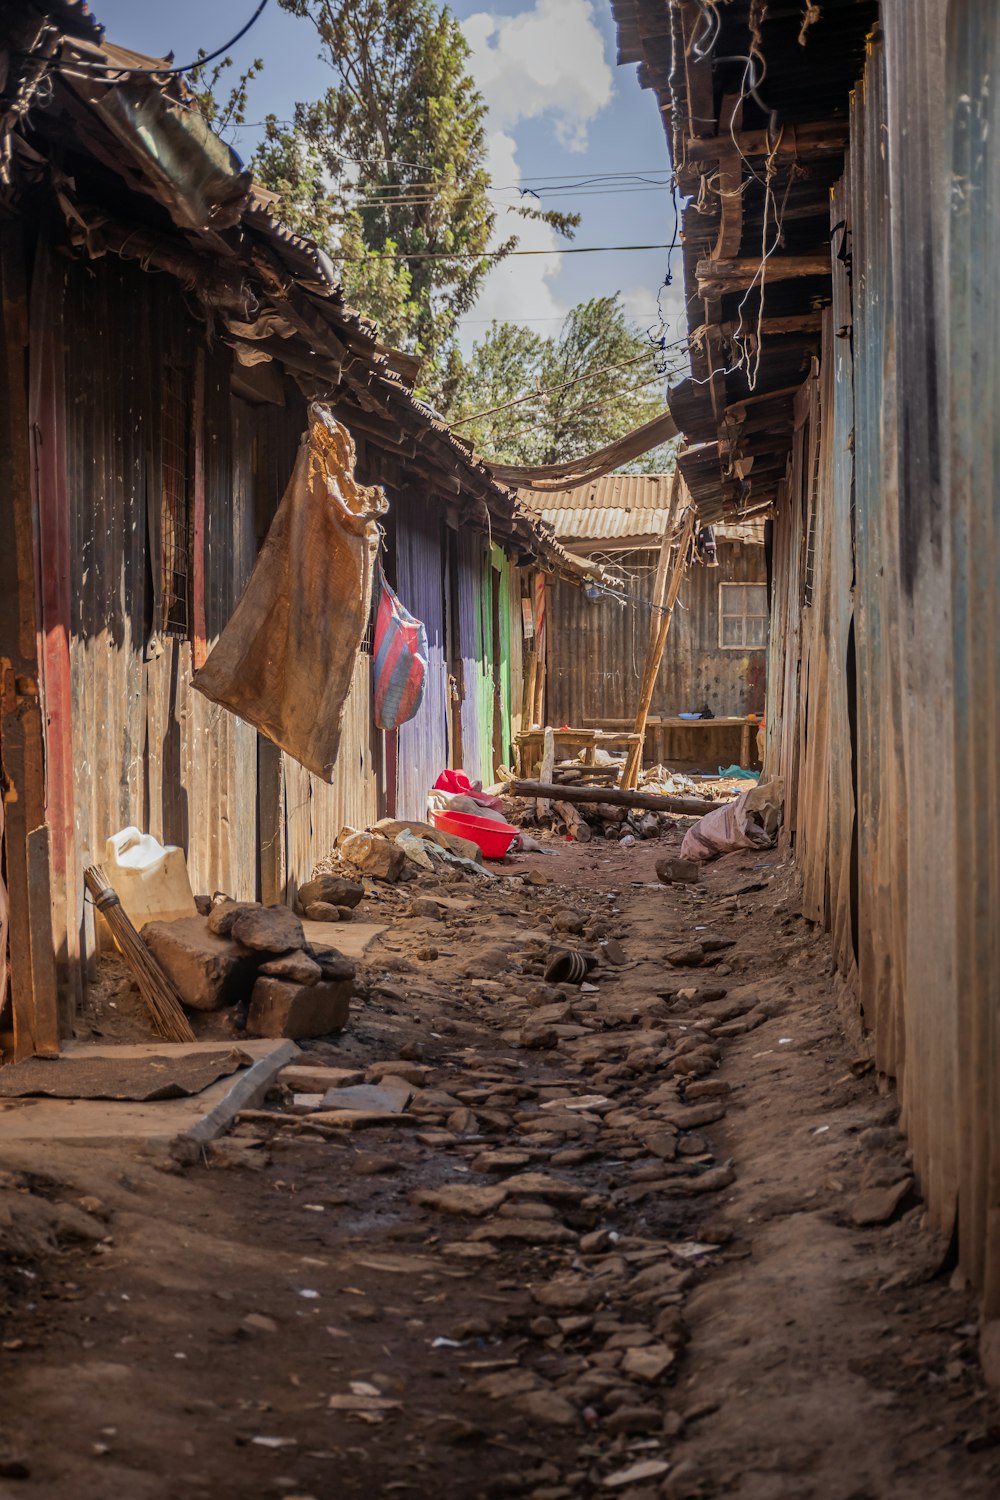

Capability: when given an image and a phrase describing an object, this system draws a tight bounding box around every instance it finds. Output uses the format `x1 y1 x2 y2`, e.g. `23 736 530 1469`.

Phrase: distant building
520 476 766 768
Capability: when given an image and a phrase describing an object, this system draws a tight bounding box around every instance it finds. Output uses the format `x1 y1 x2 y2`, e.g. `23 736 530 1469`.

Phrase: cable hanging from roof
57 0 270 77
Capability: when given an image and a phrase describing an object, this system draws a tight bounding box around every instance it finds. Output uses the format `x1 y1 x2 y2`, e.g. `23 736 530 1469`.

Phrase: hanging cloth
373 557 429 731
192 404 387 781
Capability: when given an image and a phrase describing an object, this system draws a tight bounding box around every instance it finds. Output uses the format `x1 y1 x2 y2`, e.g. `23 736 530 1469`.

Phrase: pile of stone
142 893 356 1041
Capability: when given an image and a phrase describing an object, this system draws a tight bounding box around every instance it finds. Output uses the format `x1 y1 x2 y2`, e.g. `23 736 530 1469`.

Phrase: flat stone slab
0 1040 298 1147
301 919 387 960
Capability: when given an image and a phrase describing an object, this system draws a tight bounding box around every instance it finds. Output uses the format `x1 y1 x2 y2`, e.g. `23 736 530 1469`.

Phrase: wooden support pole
531 574 547 729
509 779 724 817
0 225 60 1057
536 725 555 821
646 471 682 653
622 506 697 790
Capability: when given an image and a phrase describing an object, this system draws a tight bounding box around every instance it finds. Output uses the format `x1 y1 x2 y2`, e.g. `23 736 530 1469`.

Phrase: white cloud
460 0 614 337
463 0 613 151
461 129 567 343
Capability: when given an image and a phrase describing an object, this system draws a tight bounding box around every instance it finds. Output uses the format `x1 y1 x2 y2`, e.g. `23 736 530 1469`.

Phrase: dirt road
0 840 996 1499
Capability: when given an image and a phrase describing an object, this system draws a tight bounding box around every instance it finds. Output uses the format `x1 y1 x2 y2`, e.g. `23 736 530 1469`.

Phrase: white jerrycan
104 827 198 929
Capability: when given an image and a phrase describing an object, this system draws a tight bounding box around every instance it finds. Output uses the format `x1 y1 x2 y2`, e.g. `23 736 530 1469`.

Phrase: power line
57 0 271 77
457 312 663 324
347 185 673 211
341 242 682 263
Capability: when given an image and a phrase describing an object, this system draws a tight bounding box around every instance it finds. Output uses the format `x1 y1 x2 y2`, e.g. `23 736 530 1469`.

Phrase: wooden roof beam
717 312 823 338
685 122 849 163
712 94 745 262
696 254 830 295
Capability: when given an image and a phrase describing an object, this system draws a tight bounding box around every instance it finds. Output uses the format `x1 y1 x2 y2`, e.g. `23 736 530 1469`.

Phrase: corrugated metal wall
548 542 767 728
946 0 1000 1326
29 245 550 999
455 528 494 786
279 655 378 901
395 494 450 819
765 7 1000 1349
491 545 513 772
37 249 382 958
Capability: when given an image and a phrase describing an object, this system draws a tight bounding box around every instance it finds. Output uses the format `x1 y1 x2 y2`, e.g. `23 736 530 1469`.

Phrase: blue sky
91 0 684 351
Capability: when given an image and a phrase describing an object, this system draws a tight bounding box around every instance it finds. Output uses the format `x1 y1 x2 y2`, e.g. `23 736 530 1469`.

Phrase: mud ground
0 834 997 1500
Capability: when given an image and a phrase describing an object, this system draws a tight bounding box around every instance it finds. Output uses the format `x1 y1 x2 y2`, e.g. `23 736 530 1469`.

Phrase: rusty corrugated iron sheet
281 655 378 897
455 529 494 788
758 9 1000 1342
396 497 450 820
548 540 766 734
519 475 765 546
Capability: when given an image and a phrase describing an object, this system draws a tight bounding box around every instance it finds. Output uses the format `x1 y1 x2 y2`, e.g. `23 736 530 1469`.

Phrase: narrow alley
1 834 996 1499
3 1 1000 1493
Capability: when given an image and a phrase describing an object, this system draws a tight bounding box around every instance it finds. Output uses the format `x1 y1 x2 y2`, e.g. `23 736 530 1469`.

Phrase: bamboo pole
622 502 697 789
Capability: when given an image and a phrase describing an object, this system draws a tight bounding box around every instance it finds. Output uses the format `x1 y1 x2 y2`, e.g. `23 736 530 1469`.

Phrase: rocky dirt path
0 839 997 1500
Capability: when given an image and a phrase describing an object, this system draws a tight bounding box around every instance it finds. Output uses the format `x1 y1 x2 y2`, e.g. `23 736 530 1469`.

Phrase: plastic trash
104 827 197 929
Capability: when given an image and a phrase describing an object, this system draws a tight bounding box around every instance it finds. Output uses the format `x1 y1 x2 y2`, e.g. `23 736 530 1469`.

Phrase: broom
83 865 196 1044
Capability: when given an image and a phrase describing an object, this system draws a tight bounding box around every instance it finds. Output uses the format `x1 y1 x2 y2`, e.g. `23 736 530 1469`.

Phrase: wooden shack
521 476 766 768
613 0 1000 1376
0 3 601 1052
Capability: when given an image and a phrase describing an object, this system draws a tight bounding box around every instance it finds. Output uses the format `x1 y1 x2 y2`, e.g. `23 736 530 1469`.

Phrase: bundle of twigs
83 865 195 1044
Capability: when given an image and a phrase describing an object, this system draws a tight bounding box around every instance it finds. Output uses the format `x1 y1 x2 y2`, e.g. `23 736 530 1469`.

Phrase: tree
450 296 675 473
249 0 576 397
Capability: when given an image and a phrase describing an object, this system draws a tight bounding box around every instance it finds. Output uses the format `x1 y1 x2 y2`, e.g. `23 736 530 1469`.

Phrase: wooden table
583 716 760 770
514 727 640 778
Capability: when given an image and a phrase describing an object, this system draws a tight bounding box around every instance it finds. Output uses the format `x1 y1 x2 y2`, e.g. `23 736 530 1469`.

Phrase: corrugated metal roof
518 474 674 541
517 474 764 545
519 474 674 511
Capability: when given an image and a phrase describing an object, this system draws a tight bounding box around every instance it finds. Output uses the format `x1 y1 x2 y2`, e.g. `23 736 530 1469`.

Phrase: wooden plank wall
34 248 380 974
548 541 767 730
766 11 1000 1360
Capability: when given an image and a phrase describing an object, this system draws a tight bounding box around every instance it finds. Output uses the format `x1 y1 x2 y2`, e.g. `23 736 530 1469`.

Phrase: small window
719 582 768 649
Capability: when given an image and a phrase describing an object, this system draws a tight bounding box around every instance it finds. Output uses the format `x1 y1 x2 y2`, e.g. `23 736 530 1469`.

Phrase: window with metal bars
719 582 769 650
160 360 191 639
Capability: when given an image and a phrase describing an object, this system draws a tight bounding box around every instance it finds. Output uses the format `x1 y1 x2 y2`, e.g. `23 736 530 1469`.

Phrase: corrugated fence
766 6 1000 1362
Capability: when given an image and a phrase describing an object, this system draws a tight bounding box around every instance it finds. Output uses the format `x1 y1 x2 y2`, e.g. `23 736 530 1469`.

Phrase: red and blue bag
373 559 428 731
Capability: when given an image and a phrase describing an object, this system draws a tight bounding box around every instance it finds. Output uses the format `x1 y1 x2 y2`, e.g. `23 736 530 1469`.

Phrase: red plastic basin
431 808 519 859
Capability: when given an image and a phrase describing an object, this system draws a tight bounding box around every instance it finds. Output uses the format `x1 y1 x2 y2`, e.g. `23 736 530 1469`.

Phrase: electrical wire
340 242 681 263
55 0 271 77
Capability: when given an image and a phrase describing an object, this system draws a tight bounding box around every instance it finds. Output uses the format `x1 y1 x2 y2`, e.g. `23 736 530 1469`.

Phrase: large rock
141 917 260 1011
337 830 406 882
656 856 702 885
297 875 364 911
307 944 355 982
302 902 341 923
246 977 351 1040
259 950 322 985
207 900 258 937
230 904 305 954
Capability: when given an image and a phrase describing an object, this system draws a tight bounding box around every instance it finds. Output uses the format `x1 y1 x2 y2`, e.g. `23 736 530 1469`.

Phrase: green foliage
188 52 264 139
246 0 576 394
451 296 672 471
